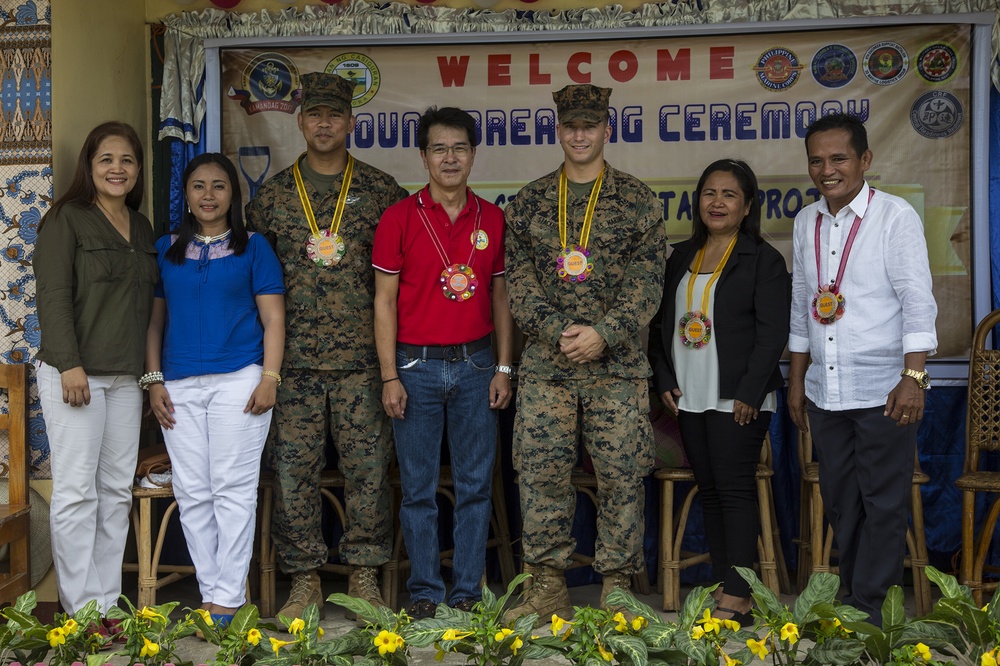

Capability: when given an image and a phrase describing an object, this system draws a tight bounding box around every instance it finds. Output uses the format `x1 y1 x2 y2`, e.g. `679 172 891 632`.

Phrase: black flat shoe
715 606 755 628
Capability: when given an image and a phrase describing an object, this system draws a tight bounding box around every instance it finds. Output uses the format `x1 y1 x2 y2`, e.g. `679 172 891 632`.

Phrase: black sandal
715 606 755 628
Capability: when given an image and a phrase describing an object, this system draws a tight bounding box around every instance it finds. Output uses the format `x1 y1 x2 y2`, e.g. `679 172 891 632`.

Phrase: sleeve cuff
902 332 938 356
788 334 810 354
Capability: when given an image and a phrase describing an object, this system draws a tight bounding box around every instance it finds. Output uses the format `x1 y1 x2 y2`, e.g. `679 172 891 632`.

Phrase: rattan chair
0 364 30 606
654 433 789 611
958 307 1000 605
796 429 932 615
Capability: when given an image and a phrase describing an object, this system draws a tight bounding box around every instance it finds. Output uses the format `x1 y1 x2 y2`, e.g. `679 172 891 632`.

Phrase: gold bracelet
261 370 282 385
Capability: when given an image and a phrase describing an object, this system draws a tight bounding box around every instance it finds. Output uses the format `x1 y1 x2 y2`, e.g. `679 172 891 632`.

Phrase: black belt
398 335 491 362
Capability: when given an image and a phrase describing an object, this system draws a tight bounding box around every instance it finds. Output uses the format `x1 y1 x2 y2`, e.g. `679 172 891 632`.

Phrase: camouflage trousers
513 375 653 575
269 368 393 573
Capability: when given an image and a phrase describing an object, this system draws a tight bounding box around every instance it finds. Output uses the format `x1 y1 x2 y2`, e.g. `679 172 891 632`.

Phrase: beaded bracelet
261 370 282 385
138 371 164 391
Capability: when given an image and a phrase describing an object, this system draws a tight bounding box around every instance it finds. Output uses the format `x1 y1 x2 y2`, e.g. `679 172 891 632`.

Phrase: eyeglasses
427 144 472 157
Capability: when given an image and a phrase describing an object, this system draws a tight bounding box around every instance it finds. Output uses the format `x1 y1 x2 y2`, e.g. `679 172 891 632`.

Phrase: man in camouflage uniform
246 72 408 622
503 84 666 622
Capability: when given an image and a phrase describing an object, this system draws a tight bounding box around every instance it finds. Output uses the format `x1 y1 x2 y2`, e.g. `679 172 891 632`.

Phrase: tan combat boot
345 566 388 626
503 564 572 626
278 570 324 626
601 570 635 621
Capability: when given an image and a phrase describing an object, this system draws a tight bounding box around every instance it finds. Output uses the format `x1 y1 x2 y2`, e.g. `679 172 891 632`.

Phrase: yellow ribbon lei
685 234 738 315
557 166 605 253
292 153 355 238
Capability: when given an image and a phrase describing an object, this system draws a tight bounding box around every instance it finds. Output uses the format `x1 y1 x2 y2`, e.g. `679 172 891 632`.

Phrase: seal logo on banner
753 47 804 91
325 53 380 108
916 43 958 84
811 44 857 89
227 53 301 115
862 42 908 86
910 91 964 139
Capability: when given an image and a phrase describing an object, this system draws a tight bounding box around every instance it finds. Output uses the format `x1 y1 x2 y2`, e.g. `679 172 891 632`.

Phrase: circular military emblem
863 42 908 85
753 47 804 91
910 91 964 139
245 53 298 101
471 230 489 251
325 53 380 108
916 43 958 83
811 44 857 89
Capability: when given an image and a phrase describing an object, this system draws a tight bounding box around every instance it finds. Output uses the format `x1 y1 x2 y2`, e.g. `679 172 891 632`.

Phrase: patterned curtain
0 0 50 478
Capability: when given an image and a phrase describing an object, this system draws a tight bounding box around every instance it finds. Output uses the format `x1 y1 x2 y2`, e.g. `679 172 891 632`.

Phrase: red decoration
209 0 241 7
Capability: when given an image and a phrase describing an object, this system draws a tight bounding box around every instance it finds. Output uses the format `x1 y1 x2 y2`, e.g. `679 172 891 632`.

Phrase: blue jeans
392 345 497 604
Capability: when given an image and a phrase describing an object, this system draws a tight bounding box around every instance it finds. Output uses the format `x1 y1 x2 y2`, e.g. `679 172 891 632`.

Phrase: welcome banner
220 23 972 358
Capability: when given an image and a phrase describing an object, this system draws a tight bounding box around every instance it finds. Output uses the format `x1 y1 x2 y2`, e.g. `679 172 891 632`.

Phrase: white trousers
37 361 140 614
161 365 269 608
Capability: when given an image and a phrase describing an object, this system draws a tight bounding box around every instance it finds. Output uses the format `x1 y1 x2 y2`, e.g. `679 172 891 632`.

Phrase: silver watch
496 364 515 378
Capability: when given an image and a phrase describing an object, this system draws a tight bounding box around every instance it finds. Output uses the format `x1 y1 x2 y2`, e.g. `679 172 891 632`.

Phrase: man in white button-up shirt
787 113 938 626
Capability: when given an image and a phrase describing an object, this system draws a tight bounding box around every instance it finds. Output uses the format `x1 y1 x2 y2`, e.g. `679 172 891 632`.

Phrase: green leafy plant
187 604 262 666
0 591 51 665
106 596 193 666
404 572 558 665
326 592 436 665
254 602 352 666
44 600 110 666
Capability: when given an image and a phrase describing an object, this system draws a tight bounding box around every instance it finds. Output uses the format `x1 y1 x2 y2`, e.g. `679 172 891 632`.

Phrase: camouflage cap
553 84 612 123
300 72 355 114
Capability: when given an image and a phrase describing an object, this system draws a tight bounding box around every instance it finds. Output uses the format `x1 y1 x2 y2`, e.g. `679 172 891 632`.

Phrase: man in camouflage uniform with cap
246 72 407 622
503 84 666 623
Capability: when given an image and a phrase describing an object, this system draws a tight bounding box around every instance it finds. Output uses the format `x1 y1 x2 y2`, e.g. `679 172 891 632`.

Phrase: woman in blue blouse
143 153 285 626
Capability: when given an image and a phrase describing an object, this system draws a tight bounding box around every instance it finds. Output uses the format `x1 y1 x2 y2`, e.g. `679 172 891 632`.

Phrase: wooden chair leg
908 481 931 616
659 477 677 611
258 484 275 618
755 474 780 596
797 478 812 592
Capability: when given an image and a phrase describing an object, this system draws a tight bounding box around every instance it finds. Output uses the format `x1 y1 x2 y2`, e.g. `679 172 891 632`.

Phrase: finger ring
902 415 909 420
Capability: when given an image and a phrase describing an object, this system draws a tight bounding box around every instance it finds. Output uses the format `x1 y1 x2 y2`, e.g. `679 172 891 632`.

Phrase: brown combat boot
503 564 572 626
601 570 635 621
345 566 387 626
278 570 324 626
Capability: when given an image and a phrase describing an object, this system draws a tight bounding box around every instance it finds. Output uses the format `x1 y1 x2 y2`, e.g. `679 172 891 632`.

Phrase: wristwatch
900 368 931 390
496 365 515 379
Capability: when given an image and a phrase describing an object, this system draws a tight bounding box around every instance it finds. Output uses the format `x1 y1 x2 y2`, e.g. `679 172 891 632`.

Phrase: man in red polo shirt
373 106 514 619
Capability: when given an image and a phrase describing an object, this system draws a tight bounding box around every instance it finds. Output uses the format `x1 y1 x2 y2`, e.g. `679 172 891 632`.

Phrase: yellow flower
62 619 79 635
747 637 769 659
270 637 293 655
597 640 614 662
442 628 473 641
692 625 706 640
722 652 742 666
915 643 932 662
561 626 574 641
318 627 325 638
288 617 305 635
551 614 571 634
697 608 722 634
192 608 213 625
613 611 628 632
780 622 799 645
723 618 741 632
246 628 262 646
510 636 524 655
375 629 403 655
138 607 166 622
140 636 160 658
435 647 446 661
983 650 998 666
631 616 648 631
46 627 66 648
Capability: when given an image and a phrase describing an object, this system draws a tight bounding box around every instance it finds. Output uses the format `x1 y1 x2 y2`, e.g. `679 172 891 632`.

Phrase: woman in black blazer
647 159 790 625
